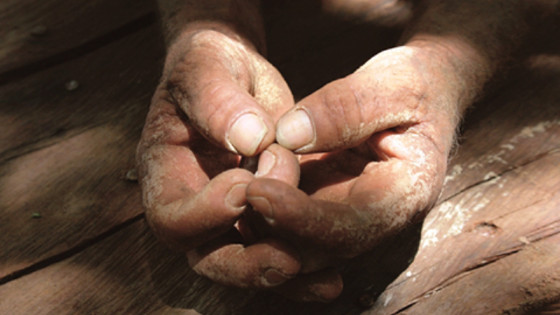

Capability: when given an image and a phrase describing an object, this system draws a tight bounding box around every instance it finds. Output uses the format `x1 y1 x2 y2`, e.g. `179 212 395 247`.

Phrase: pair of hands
137 29 456 302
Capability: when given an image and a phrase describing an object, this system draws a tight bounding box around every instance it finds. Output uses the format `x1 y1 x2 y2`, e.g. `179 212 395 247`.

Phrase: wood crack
0 214 144 286
390 220 560 314
438 147 560 205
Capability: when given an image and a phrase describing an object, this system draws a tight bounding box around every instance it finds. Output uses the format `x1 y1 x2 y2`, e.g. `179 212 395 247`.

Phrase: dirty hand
136 29 302 289
246 45 464 300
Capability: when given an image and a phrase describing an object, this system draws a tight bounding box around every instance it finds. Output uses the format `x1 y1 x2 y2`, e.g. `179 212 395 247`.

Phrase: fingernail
227 113 268 156
276 109 314 151
247 196 274 224
225 183 248 212
255 150 276 177
263 268 290 286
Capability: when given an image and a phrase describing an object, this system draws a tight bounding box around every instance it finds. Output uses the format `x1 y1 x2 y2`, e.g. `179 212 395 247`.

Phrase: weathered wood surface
0 0 155 80
0 22 163 278
0 1 559 314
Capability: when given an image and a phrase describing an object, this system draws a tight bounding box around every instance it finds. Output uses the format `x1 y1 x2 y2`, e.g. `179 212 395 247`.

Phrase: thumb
276 60 421 153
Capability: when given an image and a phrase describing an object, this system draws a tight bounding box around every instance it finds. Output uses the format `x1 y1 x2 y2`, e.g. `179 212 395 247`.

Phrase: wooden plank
0 218 337 315
1 55 558 315
360 54 560 314
440 54 560 201
0 0 155 78
0 157 557 314
0 23 163 160
0 220 192 314
0 216 408 315
366 151 560 314
0 25 163 278
383 233 560 315
1 2 559 314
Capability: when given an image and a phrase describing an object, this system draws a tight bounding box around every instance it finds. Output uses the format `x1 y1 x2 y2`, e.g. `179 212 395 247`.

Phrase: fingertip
314 271 344 302
224 183 249 212
275 269 344 303
188 239 301 289
148 168 254 250
276 109 315 152
308 271 344 303
263 268 293 286
255 144 300 187
212 168 254 211
246 178 306 226
246 195 274 225
246 178 286 221
255 149 276 177
227 113 272 156
258 238 302 286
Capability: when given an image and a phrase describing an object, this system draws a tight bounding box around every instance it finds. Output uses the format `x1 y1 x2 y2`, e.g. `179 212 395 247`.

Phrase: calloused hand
246 45 462 300
136 29 302 289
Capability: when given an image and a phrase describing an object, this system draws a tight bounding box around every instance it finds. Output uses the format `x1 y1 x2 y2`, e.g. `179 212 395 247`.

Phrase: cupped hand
246 45 463 299
136 28 300 288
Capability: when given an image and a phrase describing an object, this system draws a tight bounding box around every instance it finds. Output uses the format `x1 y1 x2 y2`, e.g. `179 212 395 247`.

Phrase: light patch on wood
518 236 530 245
467 161 483 170
519 123 547 138
516 119 560 140
421 191 491 250
444 164 463 185
483 171 497 181
421 227 439 249
383 293 393 307
500 143 515 151
462 120 559 175
485 153 508 165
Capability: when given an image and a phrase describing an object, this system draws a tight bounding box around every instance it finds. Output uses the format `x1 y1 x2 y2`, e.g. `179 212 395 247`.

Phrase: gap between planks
0 213 144 285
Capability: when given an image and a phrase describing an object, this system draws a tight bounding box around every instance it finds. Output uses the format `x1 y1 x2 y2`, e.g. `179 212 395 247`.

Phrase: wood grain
0 24 163 160
0 25 163 279
363 54 560 314
367 151 560 314
440 54 560 201
0 0 155 78
0 1 559 314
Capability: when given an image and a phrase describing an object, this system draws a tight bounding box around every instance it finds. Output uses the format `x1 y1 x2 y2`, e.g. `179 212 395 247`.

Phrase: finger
166 32 294 156
138 88 243 249
237 143 300 243
187 237 301 289
274 269 343 303
247 178 369 265
143 161 253 251
247 131 445 263
276 50 424 153
138 91 255 249
255 143 300 187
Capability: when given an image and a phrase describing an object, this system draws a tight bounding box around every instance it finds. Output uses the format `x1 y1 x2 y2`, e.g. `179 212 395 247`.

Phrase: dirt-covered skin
137 0 560 303
136 1 302 289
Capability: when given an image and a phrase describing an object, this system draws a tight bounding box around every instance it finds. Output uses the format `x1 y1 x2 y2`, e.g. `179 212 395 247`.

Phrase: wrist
406 36 492 118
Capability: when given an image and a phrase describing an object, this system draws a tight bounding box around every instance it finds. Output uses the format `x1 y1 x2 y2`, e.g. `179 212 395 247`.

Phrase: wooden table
1 1 559 314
